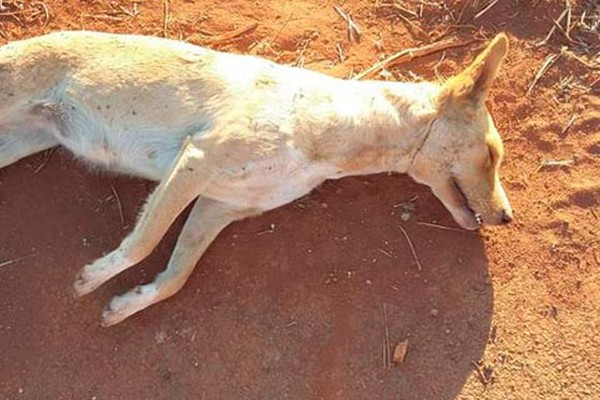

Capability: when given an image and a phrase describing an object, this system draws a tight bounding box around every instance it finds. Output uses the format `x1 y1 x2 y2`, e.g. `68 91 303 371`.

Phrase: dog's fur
0 31 513 326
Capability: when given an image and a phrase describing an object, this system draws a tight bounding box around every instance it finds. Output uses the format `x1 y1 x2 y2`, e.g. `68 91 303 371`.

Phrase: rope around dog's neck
408 118 436 168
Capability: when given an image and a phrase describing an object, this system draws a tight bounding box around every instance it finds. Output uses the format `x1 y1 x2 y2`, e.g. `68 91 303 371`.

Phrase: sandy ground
0 1 599 399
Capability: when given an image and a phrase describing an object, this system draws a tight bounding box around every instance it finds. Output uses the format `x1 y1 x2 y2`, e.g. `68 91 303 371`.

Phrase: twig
433 51 447 81
334 5 361 42
377 3 418 18
560 113 577 137
0 22 7 39
392 195 418 208
382 332 387 369
474 0 500 19
526 53 560 96
335 43 345 63
416 221 476 234
269 10 294 47
205 23 258 45
256 223 276 236
397 225 423 270
118 2 140 17
33 1 49 27
82 13 124 21
0 253 36 268
471 361 491 385
109 182 126 228
0 9 34 17
162 0 169 38
551 17 577 44
560 47 598 69
382 303 392 369
564 0 573 41
395 11 431 40
377 248 393 258
536 7 569 47
354 39 477 80
536 158 575 172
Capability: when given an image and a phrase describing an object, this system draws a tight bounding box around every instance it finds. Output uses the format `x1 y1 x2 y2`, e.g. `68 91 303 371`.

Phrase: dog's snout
501 209 513 224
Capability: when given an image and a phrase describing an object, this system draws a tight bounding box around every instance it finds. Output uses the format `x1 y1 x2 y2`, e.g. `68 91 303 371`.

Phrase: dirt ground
0 0 598 399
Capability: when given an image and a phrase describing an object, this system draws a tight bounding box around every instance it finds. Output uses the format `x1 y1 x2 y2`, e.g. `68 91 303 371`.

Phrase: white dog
0 31 512 325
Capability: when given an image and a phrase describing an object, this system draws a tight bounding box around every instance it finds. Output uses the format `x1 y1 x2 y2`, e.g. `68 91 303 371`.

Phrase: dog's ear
440 33 508 107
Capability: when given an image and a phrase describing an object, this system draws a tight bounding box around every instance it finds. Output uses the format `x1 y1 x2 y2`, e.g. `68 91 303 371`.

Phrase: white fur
0 31 512 325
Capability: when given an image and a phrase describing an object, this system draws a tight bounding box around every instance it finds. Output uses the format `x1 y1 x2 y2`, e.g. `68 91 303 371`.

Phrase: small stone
393 340 409 364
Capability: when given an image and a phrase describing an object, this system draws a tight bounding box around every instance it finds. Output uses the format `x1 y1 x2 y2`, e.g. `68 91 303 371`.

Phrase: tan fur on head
408 33 513 230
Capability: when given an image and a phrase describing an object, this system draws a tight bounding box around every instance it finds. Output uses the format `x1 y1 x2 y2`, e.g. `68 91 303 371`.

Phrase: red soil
0 1 598 399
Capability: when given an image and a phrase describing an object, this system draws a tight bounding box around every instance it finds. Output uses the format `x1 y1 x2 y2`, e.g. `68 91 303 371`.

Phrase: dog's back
0 32 352 177
0 32 227 178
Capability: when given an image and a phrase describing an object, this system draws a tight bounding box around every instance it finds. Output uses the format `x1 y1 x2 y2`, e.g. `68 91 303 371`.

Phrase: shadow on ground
0 154 492 400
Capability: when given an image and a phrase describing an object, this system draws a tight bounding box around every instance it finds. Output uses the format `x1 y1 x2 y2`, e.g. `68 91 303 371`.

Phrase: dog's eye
487 146 496 167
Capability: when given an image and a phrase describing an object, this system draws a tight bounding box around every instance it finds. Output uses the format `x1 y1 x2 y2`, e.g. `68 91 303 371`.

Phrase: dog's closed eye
486 145 500 168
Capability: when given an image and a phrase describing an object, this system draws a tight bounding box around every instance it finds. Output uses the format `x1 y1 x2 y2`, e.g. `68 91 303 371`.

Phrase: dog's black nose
501 210 513 224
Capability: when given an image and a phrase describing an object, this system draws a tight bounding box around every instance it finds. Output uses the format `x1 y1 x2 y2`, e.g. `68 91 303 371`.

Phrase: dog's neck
297 80 440 177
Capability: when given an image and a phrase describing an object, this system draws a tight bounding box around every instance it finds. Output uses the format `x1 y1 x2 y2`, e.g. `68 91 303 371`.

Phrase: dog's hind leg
73 137 211 296
101 198 259 326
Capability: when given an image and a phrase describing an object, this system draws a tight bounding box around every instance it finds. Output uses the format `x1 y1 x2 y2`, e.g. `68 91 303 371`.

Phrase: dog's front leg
101 198 259 326
73 137 209 297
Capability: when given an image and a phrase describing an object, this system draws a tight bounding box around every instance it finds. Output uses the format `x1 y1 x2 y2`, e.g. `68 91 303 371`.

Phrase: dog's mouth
452 178 482 227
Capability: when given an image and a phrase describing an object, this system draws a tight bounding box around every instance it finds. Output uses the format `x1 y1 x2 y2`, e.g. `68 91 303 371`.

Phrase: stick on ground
205 23 258 45
0 253 37 269
536 6 569 47
109 182 126 229
269 10 294 47
398 225 423 270
416 221 476 234
35 1 50 27
526 53 560 96
382 303 392 369
334 5 361 42
162 0 169 38
474 0 500 19
354 39 477 80
560 113 577 137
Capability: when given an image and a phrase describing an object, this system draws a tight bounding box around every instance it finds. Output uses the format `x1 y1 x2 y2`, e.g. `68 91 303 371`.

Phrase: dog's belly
203 160 336 210
32 97 207 181
61 127 186 181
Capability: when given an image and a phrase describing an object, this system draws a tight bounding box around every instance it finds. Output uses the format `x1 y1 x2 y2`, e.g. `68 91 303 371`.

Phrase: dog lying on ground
0 31 513 326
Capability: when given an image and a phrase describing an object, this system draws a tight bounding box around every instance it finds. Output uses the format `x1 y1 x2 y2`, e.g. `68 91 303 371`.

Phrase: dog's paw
73 268 97 297
73 252 128 297
101 284 158 327
73 265 108 297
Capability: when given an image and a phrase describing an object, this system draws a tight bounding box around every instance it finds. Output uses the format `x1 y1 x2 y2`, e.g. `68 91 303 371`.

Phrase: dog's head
408 33 513 230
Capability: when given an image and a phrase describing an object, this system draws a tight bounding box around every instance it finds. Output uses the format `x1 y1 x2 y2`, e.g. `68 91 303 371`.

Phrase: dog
0 31 513 326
